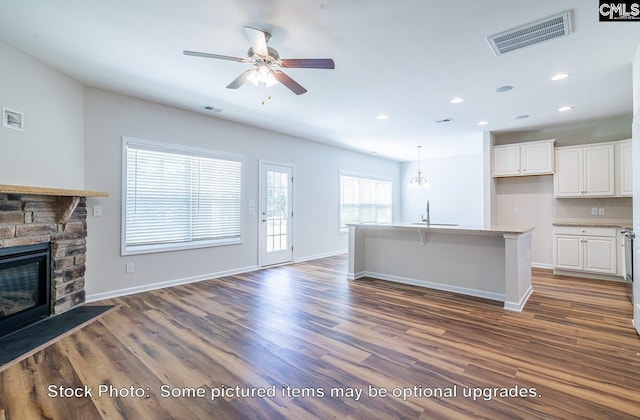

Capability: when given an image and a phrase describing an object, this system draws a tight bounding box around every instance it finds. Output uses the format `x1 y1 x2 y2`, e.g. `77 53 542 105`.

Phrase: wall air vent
487 10 573 56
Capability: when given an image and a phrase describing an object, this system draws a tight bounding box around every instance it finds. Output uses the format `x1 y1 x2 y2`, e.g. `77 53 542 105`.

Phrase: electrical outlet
599 208 605 215
126 263 135 274
514 207 520 214
591 208 598 215
93 205 102 217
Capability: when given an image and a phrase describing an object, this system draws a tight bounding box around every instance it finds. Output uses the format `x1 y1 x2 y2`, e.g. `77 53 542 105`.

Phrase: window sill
122 238 242 256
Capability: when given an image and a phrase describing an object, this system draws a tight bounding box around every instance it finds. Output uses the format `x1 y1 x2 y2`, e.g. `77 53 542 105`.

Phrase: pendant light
409 146 430 188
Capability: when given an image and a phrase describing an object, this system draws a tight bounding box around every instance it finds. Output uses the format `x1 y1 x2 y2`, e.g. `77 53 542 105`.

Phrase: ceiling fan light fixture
246 66 278 88
257 65 272 83
185 25 334 95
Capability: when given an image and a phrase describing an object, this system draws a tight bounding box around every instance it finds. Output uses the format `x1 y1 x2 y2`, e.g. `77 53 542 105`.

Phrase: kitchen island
347 223 534 311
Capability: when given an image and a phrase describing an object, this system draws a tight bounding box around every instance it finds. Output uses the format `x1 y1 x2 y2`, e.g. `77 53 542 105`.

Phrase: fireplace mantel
0 184 108 224
0 184 108 198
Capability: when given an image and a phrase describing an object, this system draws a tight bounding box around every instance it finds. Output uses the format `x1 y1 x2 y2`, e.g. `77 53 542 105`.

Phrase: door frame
258 160 295 268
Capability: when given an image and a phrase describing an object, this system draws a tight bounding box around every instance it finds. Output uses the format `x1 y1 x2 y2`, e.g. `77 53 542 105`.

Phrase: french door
259 162 294 267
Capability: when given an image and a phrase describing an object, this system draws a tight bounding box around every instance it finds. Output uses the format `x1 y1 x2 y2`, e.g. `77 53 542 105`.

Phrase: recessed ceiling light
376 114 389 120
558 106 573 112
551 73 570 81
515 114 530 119
478 121 489 126
495 85 514 93
450 97 464 104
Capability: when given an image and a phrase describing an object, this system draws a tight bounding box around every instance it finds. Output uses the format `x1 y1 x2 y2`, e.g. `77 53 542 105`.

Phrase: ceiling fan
184 26 335 95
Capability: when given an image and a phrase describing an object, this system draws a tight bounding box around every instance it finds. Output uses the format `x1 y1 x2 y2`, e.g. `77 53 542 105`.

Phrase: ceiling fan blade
226 69 256 89
244 26 269 57
272 70 307 95
183 50 246 63
280 58 335 69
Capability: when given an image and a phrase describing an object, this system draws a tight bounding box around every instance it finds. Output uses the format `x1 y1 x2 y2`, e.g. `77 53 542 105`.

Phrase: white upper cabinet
554 143 615 197
493 139 555 177
493 144 520 176
616 139 632 197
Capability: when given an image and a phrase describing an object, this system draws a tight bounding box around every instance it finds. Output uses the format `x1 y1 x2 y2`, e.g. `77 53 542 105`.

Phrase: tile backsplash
555 197 632 221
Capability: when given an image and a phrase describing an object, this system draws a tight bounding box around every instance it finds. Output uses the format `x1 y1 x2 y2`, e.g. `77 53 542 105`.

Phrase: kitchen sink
409 222 459 226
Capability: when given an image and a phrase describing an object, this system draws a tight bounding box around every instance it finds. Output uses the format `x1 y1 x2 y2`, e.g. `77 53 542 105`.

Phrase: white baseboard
355 271 506 303
294 249 348 263
552 269 625 282
86 265 260 303
504 285 533 312
532 262 554 270
347 271 365 281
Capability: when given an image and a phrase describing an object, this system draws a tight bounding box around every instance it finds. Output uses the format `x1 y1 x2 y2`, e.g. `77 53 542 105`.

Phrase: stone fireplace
0 185 107 336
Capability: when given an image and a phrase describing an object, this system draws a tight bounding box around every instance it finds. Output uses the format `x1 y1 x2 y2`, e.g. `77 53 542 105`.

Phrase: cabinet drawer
553 226 616 237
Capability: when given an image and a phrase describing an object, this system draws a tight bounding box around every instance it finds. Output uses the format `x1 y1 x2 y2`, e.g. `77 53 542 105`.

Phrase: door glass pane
266 170 288 253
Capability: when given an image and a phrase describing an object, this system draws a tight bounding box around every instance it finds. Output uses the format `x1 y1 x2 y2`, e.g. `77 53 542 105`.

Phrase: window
339 173 392 230
122 137 243 255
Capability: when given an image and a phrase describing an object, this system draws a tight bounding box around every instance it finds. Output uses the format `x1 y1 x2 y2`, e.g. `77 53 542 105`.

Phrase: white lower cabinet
553 226 618 276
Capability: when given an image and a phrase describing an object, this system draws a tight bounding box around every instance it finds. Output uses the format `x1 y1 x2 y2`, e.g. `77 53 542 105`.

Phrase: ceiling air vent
202 105 222 112
435 117 454 124
487 10 573 56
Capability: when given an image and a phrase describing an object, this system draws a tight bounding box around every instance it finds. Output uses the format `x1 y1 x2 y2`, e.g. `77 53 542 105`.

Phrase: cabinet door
493 145 520 177
554 235 583 271
584 236 617 274
554 148 582 197
521 141 553 175
583 144 615 196
617 140 632 197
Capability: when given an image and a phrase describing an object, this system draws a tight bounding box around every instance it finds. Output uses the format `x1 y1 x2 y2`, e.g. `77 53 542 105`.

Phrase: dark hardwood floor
1 255 639 419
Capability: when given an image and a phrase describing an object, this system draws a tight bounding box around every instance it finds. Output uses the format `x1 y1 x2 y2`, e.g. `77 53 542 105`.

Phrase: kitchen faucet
422 200 431 226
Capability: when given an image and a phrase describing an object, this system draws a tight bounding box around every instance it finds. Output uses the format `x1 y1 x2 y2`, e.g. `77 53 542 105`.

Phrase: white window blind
123 138 242 255
340 174 392 229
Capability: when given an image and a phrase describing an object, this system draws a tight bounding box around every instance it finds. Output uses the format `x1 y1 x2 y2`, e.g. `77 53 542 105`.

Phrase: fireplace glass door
0 243 50 337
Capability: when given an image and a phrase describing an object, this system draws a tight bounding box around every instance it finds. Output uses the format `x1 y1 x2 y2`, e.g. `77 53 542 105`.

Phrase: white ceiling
0 1 639 161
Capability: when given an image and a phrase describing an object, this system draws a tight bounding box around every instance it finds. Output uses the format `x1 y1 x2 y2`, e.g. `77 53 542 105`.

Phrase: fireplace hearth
0 243 50 337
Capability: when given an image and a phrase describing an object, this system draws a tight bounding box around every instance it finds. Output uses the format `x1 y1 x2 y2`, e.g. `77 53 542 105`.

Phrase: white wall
400 151 484 226
83 87 400 299
0 40 85 189
494 176 554 266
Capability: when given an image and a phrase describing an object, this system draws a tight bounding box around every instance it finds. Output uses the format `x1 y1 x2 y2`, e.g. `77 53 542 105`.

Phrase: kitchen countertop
348 223 535 236
553 219 632 229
